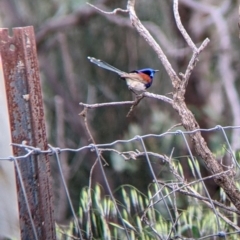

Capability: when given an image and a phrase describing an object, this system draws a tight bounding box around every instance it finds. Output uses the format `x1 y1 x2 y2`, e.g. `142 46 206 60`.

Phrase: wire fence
1 125 240 239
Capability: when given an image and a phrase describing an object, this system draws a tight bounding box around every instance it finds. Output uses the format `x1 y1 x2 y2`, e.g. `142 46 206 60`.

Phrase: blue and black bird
88 57 159 93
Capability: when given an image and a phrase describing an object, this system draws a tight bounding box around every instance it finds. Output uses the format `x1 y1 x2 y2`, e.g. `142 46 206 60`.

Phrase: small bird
88 57 159 93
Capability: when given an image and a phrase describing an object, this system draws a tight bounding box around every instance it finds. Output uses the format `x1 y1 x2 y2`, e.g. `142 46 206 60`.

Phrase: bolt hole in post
9 44 16 51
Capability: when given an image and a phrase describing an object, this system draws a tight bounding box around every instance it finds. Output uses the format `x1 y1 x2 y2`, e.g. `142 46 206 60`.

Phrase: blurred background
0 0 240 226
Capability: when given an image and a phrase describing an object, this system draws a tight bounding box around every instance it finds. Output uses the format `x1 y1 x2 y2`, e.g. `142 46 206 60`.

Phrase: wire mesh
1 125 240 239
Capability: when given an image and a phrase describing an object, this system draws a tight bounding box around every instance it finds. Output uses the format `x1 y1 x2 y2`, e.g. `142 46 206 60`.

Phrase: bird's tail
88 57 125 75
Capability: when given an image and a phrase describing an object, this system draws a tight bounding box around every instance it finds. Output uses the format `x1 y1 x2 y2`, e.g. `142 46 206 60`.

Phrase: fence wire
1 125 240 239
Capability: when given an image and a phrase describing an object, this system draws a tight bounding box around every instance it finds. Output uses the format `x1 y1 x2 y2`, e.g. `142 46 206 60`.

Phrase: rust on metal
0 26 56 239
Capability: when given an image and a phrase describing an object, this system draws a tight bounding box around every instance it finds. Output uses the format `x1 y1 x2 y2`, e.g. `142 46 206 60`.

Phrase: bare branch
79 92 173 110
173 0 210 90
173 0 197 51
143 92 173 104
180 0 240 150
183 38 210 89
90 2 193 59
127 0 181 88
79 100 135 109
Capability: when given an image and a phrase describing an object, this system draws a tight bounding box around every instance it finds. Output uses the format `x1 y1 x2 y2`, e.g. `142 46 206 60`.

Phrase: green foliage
56 184 240 240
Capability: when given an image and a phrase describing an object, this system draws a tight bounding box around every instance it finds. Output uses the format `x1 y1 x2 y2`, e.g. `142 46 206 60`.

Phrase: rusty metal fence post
0 26 56 239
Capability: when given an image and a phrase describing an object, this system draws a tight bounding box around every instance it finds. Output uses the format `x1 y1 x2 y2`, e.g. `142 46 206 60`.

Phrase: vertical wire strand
91 144 131 240
49 145 83 240
13 157 39 240
137 136 176 236
217 125 240 169
177 130 223 236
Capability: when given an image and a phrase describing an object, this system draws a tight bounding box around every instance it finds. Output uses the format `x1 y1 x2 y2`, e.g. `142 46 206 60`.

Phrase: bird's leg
126 94 145 117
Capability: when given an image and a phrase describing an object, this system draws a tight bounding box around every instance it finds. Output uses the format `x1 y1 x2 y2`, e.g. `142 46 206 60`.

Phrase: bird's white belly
125 78 146 92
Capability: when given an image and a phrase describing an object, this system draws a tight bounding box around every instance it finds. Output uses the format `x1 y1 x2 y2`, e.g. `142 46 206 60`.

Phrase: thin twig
166 123 182 132
173 0 197 51
87 2 129 14
182 38 210 89
126 94 144 117
79 108 108 166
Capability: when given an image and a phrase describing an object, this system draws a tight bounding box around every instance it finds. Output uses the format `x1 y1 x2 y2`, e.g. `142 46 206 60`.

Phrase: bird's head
133 68 159 89
137 68 159 79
